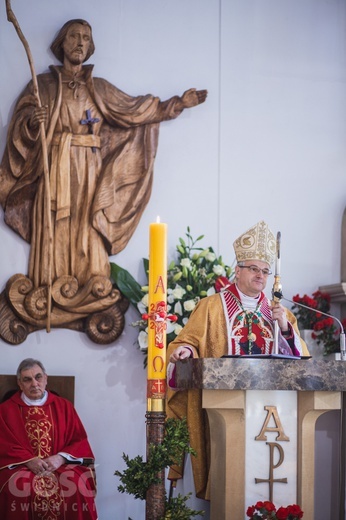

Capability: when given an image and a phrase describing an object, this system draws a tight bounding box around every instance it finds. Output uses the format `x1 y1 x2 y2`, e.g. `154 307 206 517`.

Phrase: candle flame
156 216 161 223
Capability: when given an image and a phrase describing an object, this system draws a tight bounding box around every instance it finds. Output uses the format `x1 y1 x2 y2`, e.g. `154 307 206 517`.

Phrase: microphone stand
276 293 346 362
272 232 282 355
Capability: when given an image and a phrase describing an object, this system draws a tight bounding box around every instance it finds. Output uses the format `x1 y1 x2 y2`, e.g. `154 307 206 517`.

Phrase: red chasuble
0 391 97 520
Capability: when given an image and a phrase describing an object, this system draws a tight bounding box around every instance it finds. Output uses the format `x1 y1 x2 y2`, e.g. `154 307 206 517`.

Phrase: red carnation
246 502 303 519
287 504 303 518
246 506 256 517
313 290 330 303
263 501 276 512
276 506 289 519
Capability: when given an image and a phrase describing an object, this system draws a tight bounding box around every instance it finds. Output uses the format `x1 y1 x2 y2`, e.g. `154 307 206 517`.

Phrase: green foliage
162 493 204 519
115 418 204 518
115 418 195 500
115 453 155 500
164 416 197 464
110 262 144 309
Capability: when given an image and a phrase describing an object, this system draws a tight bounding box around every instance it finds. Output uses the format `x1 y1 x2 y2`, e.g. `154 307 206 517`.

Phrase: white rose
183 299 196 312
213 265 225 276
205 251 216 262
172 285 186 300
180 258 192 269
207 287 216 296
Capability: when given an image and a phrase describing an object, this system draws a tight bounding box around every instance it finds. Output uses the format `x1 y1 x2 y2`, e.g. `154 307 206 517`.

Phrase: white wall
0 1 345 519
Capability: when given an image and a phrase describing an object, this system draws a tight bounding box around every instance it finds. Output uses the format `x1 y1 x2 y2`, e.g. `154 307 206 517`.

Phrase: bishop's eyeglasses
237 265 272 276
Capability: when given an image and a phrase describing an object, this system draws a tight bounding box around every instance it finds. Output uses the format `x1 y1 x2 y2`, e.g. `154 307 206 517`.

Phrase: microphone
273 291 346 361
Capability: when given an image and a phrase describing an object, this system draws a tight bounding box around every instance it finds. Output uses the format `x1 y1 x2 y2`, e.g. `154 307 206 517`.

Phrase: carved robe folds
0 65 185 344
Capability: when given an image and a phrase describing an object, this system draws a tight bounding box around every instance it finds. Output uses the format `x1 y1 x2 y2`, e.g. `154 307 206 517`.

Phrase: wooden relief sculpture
0 16 207 345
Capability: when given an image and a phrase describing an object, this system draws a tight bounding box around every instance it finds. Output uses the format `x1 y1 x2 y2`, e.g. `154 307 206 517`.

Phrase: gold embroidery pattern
24 407 52 458
21 407 65 519
33 474 64 519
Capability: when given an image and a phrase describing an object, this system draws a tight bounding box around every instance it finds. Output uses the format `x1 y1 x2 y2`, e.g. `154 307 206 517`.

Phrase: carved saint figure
0 19 207 344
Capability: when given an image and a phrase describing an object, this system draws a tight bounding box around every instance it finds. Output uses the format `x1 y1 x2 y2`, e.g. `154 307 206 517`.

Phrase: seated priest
0 358 98 520
166 220 309 501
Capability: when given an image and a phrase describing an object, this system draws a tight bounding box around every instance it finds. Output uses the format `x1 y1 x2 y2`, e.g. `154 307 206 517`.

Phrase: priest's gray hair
17 358 46 379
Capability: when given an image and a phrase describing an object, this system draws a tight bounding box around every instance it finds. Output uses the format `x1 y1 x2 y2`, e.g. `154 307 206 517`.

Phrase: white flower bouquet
111 227 234 359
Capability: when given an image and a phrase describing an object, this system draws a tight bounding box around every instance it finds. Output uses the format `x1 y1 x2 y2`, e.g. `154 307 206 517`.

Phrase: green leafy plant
164 493 202 519
115 418 204 519
111 227 234 358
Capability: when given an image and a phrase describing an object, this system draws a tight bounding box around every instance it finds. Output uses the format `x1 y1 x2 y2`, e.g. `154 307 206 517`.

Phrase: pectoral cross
80 109 100 152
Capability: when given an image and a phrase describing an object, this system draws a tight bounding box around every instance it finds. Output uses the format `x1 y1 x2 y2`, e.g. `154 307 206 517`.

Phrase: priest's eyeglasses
238 265 272 276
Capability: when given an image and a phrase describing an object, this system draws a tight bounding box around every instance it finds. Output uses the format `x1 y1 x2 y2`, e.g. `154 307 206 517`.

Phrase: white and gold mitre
233 220 276 265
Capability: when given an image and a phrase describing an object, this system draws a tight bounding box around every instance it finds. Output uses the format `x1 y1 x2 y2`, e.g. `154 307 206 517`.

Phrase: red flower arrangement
292 290 346 356
291 291 330 330
246 500 303 520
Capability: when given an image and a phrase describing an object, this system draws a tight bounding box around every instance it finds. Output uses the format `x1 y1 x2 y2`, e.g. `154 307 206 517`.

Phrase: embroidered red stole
21 405 64 517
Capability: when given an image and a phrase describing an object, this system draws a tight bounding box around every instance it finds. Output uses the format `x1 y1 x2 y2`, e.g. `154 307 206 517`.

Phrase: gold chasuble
0 391 97 519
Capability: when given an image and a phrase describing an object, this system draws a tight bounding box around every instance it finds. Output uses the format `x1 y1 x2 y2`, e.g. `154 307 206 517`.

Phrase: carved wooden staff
6 0 53 332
